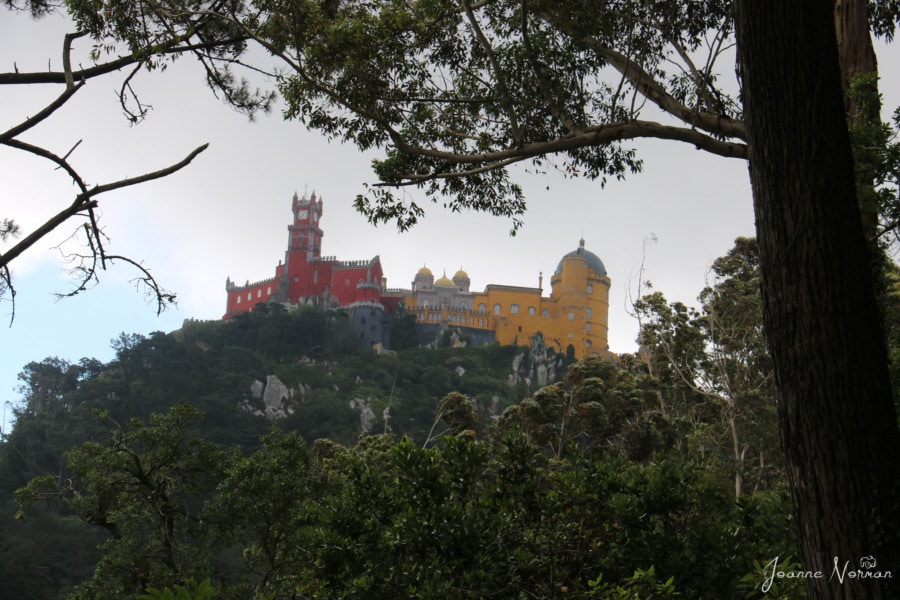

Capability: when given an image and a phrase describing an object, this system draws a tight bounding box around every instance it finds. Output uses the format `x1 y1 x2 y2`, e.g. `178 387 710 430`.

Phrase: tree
0 0 271 313
15 404 229 599
733 3 900 597
636 238 779 499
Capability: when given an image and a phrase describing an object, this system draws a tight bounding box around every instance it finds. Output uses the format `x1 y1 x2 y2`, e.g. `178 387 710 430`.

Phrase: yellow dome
454 268 469 279
435 273 454 286
417 265 433 276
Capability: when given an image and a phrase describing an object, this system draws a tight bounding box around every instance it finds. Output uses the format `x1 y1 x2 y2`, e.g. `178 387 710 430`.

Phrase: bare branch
62 31 88 89
76 143 209 201
0 143 208 270
0 81 85 143
0 36 249 86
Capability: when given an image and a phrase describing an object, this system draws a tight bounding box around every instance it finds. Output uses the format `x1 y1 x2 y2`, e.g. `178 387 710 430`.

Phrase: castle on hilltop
225 192 612 359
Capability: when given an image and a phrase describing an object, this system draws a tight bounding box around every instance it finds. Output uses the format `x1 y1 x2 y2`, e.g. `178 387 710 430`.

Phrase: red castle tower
224 192 390 318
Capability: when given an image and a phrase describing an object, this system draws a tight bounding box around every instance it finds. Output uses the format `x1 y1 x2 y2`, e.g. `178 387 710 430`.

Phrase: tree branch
0 144 208 270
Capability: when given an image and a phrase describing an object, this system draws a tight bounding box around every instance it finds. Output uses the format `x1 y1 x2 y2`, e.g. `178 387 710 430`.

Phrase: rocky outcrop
509 333 563 389
349 397 377 433
239 374 300 421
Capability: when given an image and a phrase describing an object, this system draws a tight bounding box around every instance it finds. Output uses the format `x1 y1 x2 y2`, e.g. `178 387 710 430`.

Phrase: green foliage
139 578 213 600
8 388 800 600
16 404 229 599
589 567 680 599
634 238 780 497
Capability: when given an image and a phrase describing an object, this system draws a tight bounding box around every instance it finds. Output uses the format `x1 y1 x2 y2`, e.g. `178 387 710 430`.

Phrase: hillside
0 300 800 599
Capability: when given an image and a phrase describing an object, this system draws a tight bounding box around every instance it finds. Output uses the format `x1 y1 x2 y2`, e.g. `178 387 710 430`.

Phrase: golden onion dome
435 272 454 286
416 265 433 276
454 268 469 279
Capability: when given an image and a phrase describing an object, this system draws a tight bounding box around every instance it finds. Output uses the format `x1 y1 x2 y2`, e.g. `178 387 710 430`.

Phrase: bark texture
734 2 900 598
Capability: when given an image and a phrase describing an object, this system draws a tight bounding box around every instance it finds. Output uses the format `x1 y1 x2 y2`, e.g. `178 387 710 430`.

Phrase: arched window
528 306 536 315
568 312 575 321
586 308 592 318
494 303 501 314
587 283 594 293
542 308 550 317
478 303 486 314
237 296 242 304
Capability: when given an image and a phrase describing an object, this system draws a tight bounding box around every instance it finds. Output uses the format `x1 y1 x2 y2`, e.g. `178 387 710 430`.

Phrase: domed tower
452 268 471 292
550 239 611 357
412 265 434 292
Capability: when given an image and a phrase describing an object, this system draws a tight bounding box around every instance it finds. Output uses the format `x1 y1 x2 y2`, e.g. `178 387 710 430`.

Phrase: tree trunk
834 0 883 276
833 0 877 111
734 2 900 599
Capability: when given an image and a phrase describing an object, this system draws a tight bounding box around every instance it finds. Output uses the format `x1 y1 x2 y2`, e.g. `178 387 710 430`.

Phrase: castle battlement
333 257 379 269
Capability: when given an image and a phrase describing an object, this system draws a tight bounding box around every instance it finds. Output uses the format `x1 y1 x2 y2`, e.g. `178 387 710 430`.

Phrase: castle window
479 319 484 327
237 296 241 304
568 312 574 321
587 283 594 293
294 277 299 283
586 308 592 319
345 279 350 287
586 340 592 347
257 290 262 298
423 299 430 308
510 304 519 314
542 308 550 317
586 323 591 331
313 271 318 283
247 293 252 301
460 302 468 310
478 303 486 314
267 286 272 295
494 304 501 315
528 306 536 315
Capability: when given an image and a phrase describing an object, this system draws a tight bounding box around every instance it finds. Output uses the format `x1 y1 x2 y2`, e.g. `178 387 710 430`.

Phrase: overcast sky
2 9 898 434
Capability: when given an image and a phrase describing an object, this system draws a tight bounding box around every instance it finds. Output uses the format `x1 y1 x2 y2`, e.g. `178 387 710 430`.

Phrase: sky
2 9 898 435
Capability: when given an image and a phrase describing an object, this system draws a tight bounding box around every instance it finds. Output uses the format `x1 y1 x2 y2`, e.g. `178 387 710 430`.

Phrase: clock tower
287 190 324 260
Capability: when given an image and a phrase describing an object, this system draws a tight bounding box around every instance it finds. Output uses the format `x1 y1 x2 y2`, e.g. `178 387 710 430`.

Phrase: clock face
298 209 309 219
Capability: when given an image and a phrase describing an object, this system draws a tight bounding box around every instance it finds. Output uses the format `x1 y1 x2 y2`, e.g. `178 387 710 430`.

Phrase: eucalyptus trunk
734 2 900 598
